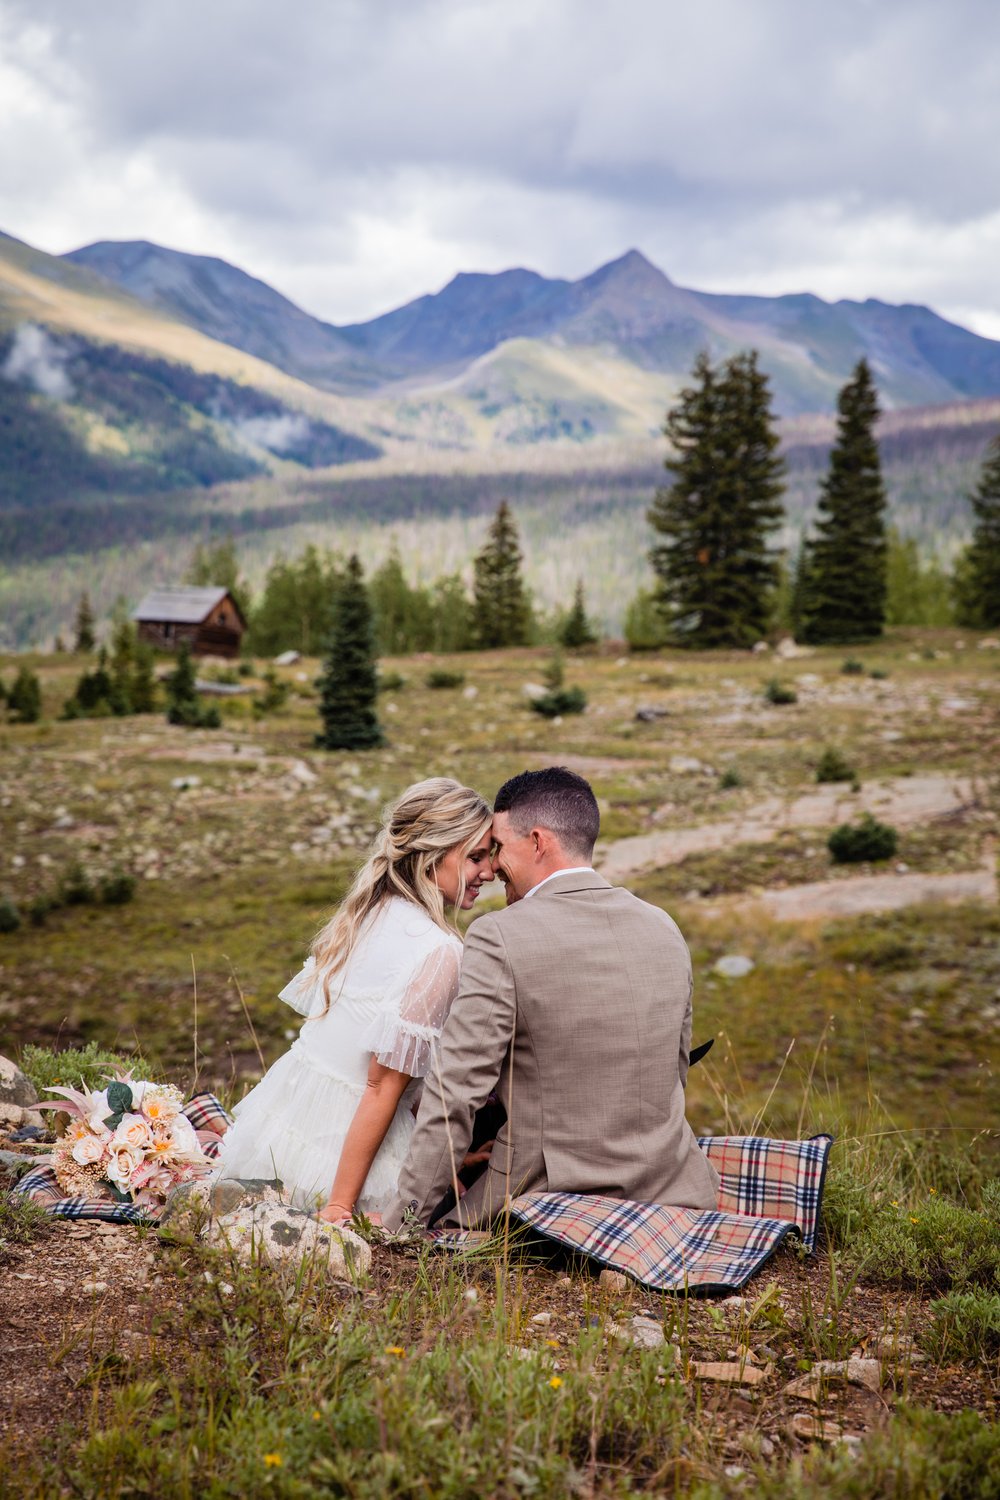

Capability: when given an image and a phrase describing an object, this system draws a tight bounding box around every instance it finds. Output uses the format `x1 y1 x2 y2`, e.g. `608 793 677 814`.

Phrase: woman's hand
318 1200 354 1226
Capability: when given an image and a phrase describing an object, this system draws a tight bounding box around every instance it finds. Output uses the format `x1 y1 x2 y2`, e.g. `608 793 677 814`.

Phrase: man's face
490 810 537 905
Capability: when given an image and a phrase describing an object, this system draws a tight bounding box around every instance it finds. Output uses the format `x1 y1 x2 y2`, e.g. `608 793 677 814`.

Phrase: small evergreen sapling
560 581 597 648
165 642 221 729
472 502 533 649
8 666 42 723
828 812 897 863
74 591 96 653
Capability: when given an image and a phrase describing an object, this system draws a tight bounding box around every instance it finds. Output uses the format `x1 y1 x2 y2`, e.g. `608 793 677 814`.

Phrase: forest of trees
9 347 999 664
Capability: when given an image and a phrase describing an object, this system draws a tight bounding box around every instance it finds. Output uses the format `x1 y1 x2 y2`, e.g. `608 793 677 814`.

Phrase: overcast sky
2 0 999 337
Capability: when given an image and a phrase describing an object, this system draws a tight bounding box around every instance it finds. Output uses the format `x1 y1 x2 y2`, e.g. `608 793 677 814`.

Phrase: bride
214 778 494 1223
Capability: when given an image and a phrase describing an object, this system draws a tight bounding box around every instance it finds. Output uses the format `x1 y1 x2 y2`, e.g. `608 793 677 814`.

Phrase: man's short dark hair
493 766 600 858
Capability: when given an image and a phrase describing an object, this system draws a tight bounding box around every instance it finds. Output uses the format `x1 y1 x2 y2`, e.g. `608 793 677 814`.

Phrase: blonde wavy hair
311 777 492 1014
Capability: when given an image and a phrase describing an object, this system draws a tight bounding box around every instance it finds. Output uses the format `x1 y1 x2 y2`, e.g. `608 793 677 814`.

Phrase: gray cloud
1 0 999 333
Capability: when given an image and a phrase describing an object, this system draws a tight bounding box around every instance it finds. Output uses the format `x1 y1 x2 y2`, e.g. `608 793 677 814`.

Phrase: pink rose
113 1113 153 1153
106 1144 142 1190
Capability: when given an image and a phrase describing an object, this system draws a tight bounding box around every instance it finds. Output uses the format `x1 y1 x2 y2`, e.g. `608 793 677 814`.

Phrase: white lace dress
214 898 462 1211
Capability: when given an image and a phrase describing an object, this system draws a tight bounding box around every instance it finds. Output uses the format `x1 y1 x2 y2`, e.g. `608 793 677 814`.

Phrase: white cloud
2 323 73 399
1 0 999 333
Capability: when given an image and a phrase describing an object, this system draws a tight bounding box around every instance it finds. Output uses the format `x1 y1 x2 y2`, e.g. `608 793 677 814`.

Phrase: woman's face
433 832 495 909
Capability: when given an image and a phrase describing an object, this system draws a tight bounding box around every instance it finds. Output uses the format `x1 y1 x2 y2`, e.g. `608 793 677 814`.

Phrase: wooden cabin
133 586 246 659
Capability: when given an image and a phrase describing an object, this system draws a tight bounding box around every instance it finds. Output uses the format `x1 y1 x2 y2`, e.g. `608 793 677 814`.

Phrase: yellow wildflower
262 1453 282 1468
910 1216 920 1224
312 1410 322 1422
548 1376 563 1390
384 1345 406 1357
545 1339 560 1348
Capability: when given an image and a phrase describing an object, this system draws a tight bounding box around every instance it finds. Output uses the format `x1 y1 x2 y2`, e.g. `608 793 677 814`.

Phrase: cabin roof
133 586 234 625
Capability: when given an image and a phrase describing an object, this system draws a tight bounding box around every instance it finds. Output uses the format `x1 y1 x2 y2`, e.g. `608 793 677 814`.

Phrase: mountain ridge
58 235 1000 415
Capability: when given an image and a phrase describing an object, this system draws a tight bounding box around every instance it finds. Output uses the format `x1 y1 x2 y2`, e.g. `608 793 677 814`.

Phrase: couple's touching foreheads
215 767 719 1229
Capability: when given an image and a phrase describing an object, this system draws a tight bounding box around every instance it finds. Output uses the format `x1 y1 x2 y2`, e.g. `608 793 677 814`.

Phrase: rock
82 1281 109 1294
522 682 547 700
690 1360 769 1385
713 955 755 979
530 1311 552 1326
977 637 1000 650
635 706 669 723
0 1055 37 1110
171 776 202 790
8 1124 45 1142
783 1357 882 1400
628 1316 666 1350
775 638 814 659
0 1101 44 1135
598 1269 629 1292
204 1202 371 1280
669 755 704 774
787 1412 849 1444
752 641 770 653
462 685 478 700
274 650 301 666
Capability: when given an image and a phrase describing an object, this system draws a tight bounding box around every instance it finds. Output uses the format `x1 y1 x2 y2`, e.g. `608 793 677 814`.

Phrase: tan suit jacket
382 870 719 1229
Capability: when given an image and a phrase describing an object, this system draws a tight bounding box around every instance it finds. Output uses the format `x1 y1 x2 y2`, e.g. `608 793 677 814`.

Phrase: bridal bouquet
38 1077 214 1206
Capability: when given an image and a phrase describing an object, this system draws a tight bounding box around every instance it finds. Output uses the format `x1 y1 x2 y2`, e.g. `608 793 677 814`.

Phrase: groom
381 766 719 1230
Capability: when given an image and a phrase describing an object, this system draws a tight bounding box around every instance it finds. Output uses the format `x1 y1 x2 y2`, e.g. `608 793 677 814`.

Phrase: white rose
166 1113 200 1158
71 1134 107 1166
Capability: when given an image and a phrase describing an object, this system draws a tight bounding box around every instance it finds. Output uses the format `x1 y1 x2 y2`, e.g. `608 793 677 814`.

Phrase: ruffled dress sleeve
277 956 320 1017
360 938 461 1078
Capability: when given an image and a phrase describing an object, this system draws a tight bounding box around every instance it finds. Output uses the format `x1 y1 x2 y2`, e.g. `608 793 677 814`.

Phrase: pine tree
431 574 475 653
130 644 158 713
74 592 96 653
370 546 436 654
109 618 136 716
165 642 220 728
315 555 384 750
954 435 1000 629
8 666 42 723
472 502 532 649
560 580 598 648
800 359 888 644
648 351 785 648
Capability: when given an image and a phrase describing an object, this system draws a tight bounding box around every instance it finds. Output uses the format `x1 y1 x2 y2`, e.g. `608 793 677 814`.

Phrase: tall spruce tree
800 358 888 643
472 502 532 648
954 434 1000 629
648 350 785 648
74 592 96 653
315 554 384 750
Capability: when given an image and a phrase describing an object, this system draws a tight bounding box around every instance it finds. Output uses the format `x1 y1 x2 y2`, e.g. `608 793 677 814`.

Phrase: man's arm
678 965 694 1089
381 916 515 1229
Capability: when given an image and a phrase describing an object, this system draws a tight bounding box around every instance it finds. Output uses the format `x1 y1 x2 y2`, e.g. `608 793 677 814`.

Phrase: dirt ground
1 1211 994 1468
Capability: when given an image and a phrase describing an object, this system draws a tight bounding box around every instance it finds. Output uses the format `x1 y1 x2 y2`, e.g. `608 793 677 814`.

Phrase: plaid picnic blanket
10 1093 232 1224
434 1134 833 1295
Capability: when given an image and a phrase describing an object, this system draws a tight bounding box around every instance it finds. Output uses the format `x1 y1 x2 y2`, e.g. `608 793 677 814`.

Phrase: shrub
530 686 587 718
19 1041 156 1098
0 1194 52 1263
377 671 407 693
764 678 797 705
841 657 865 674
252 668 289 716
58 861 94 906
7 666 41 723
719 767 743 789
922 1291 1000 1366
237 661 254 678
0 896 21 934
870 667 890 680
824 1165 1000 1293
99 869 137 906
426 669 465 689
828 812 898 863
816 746 856 783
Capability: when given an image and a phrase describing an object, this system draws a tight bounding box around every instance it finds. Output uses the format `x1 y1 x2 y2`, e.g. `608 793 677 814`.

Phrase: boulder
0 1100 45 1135
205 1202 370 1281
713 955 755 979
0 1055 37 1110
